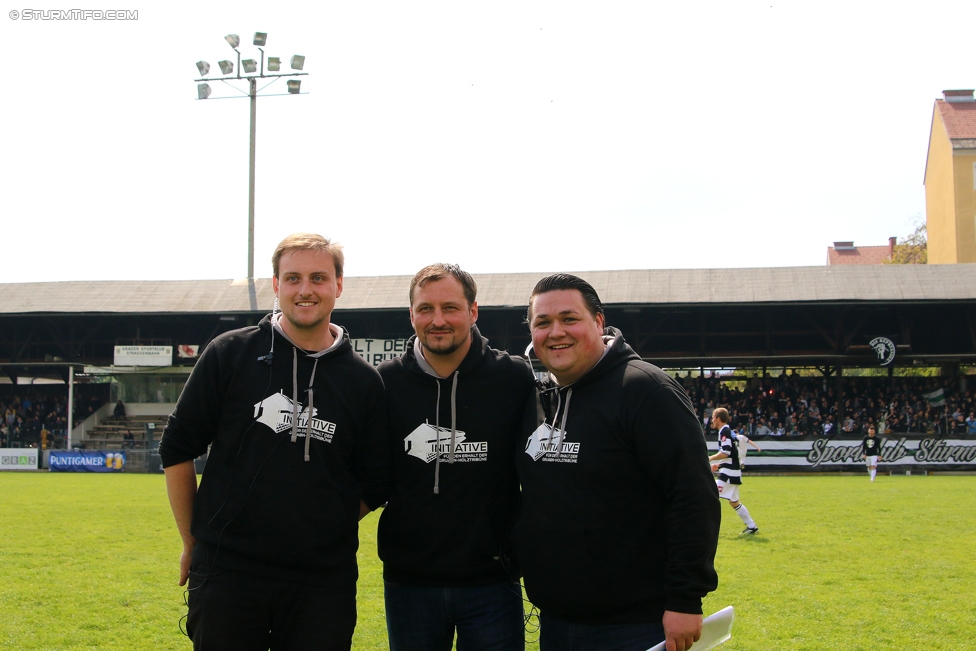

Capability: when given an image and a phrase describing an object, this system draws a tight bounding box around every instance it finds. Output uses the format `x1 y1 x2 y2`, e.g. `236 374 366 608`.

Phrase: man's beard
421 329 468 356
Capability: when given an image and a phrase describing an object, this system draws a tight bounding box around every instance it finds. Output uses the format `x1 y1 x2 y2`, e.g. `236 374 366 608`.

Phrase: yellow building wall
925 110 957 263
951 152 976 263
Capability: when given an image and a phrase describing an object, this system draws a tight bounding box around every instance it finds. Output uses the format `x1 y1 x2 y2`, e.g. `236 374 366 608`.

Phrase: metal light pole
194 32 308 283
248 75 257 280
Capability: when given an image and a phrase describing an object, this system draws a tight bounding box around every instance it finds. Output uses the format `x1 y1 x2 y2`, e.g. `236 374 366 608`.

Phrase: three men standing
162 257 722 651
378 264 537 651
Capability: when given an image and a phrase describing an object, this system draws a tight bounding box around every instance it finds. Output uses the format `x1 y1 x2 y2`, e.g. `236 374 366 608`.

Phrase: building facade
925 89 976 264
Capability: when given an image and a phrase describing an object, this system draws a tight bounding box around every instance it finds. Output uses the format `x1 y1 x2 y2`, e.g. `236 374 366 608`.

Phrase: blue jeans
539 613 665 651
384 581 525 651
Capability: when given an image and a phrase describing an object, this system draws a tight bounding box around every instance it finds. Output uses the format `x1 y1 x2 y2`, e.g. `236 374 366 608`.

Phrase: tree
887 217 927 264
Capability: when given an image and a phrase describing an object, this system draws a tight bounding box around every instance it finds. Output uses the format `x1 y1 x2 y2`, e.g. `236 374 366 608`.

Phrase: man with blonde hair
160 232 391 651
271 232 345 279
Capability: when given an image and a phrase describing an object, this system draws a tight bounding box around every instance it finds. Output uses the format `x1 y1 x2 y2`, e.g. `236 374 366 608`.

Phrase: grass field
1 473 973 650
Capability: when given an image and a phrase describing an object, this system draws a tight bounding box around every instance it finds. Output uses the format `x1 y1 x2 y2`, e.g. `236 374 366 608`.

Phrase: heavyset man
377 263 537 651
159 233 391 651
515 273 720 651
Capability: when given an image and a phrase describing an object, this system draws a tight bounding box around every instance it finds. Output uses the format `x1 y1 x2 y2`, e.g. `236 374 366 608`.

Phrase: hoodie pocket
378 500 502 580
514 515 615 619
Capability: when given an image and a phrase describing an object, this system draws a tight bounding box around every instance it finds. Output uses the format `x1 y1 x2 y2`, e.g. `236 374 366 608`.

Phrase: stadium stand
1 265 974 464
0 386 108 449
678 372 974 438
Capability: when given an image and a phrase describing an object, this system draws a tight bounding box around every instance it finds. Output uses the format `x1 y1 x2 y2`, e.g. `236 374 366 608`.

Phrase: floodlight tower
194 32 308 282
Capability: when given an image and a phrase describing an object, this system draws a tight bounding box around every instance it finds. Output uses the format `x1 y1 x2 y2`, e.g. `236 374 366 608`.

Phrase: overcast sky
2 1 972 283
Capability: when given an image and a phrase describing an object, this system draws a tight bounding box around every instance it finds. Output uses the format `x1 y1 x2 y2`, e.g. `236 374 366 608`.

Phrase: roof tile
936 99 976 140
827 245 891 265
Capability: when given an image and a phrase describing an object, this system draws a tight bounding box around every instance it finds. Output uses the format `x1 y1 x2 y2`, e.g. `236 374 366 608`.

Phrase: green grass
1 474 973 650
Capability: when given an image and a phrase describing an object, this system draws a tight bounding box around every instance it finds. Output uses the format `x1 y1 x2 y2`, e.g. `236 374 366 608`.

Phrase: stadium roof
2 264 975 315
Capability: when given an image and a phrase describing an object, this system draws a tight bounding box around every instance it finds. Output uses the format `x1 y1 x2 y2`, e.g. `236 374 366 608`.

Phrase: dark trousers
384 580 525 651
538 613 665 651
186 564 357 651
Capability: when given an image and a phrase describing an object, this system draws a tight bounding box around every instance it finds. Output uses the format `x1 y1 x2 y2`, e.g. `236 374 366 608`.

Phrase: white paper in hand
646 606 735 651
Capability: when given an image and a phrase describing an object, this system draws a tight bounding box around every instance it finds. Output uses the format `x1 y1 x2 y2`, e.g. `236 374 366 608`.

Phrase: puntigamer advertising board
49 450 126 473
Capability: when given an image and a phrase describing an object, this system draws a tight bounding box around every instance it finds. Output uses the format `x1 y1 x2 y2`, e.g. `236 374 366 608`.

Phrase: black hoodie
377 325 537 586
514 328 720 624
159 314 392 586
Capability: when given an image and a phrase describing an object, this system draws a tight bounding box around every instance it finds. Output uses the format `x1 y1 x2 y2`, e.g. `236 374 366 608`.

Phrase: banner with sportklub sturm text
708 436 976 471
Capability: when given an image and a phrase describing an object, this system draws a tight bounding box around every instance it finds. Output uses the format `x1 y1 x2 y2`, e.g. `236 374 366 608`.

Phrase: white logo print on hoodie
404 422 490 463
253 391 337 443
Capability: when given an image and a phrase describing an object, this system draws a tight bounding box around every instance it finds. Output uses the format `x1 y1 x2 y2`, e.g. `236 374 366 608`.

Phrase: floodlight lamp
225 34 240 49
195 61 210 76
290 55 305 70
267 57 280 72
253 32 267 46
197 83 212 100
287 80 301 94
218 60 234 75
242 59 257 73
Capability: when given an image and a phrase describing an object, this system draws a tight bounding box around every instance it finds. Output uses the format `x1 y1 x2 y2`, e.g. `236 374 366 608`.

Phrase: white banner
1 449 39 471
351 338 410 367
114 345 172 366
708 437 976 468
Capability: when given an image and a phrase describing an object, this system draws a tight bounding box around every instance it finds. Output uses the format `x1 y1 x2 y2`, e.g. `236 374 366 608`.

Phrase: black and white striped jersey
717 425 742 485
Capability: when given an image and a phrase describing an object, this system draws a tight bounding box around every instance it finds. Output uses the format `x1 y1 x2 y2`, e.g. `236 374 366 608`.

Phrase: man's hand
178 541 195 586
164 460 198 587
663 610 702 651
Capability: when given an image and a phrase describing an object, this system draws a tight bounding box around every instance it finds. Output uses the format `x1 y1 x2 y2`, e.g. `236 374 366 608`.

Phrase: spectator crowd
1 387 108 449
675 370 976 438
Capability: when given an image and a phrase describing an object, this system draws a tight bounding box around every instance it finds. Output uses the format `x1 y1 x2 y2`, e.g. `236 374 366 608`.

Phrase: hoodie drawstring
289 345 320 461
551 388 573 458
304 357 320 462
525 342 575 458
432 371 460 494
448 372 458 463
433 381 442 494
290 349 300 443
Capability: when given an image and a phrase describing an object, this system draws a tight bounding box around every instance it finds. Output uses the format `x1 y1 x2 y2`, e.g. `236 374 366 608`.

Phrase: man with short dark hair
378 263 537 651
159 232 391 651
861 424 881 482
516 273 720 651
755 417 771 437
